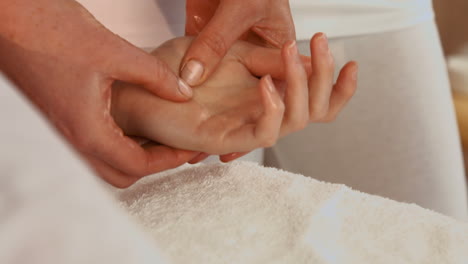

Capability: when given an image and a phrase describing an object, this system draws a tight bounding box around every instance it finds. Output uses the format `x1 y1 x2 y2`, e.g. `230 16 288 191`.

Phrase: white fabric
76 0 433 47
0 76 168 264
76 0 185 48
290 0 434 40
265 21 468 220
118 161 468 264
203 149 264 164
2 74 468 264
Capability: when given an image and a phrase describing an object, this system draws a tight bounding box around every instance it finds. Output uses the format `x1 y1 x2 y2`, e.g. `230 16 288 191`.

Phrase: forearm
0 0 21 36
0 0 116 68
0 0 69 47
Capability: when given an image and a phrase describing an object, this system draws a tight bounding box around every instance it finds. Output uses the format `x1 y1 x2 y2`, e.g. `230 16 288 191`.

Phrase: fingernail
178 79 193 98
287 40 298 53
181 60 204 86
265 75 275 93
318 33 329 52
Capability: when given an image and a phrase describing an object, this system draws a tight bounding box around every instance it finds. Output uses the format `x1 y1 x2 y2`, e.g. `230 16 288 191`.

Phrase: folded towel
118 162 468 264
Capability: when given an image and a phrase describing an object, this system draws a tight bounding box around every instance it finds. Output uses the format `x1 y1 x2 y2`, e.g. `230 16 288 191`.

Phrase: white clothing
290 0 434 40
76 0 434 47
0 76 169 264
76 0 185 48
265 21 468 220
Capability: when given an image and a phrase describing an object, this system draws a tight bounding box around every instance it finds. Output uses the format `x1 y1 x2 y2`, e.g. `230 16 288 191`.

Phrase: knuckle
152 59 171 83
198 32 228 59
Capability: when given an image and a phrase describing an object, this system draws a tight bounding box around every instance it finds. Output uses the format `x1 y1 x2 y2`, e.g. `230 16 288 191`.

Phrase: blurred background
434 0 468 179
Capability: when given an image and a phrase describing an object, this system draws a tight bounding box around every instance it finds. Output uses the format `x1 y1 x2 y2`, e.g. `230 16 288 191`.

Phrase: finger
221 75 284 152
280 40 310 137
308 33 336 121
253 75 285 146
185 0 219 36
85 155 139 188
233 41 312 80
84 143 198 188
86 143 199 188
188 153 211 164
81 123 198 180
219 152 250 163
180 2 259 86
250 1 296 47
107 38 193 102
319 61 358 122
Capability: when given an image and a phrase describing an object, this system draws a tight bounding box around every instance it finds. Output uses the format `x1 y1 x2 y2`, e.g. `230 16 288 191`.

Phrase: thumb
181 2 257 86
109 40 193 102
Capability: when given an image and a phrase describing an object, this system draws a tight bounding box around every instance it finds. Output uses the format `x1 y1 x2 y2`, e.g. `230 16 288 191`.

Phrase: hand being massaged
111 34 357 158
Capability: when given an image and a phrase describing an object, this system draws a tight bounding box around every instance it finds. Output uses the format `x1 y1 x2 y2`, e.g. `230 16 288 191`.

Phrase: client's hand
112 37 289 154
111 35 356 156
218 34 357 162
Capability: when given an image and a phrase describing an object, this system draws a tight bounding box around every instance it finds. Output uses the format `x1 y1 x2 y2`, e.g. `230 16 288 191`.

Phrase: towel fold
119 161 468 264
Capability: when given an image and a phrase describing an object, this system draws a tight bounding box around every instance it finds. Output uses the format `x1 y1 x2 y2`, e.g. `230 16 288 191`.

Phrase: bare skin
183 0 358 163
183 0 296 86
0 0 356 187
0 0 197 188
111 35 357 156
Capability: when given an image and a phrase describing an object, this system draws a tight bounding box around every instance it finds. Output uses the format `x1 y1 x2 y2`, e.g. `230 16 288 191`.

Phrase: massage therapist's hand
0 0 198 187
182 0 295 86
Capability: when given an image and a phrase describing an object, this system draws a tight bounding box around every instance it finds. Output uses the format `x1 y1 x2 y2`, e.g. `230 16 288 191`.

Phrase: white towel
118 162 468 264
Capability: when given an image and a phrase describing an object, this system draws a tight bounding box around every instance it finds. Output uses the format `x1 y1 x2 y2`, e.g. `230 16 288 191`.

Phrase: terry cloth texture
118 161 468 264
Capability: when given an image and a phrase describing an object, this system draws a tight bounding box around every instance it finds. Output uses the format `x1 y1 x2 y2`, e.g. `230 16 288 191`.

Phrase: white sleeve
0 75 168 264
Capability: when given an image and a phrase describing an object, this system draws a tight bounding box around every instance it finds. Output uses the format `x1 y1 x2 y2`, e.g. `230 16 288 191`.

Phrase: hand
218 34 358 163
182 0 295 86
0 0 198 188
112 37 290 154
111 35 356 157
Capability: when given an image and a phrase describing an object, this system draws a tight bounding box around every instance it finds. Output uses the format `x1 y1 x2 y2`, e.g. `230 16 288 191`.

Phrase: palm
112 37 282 154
